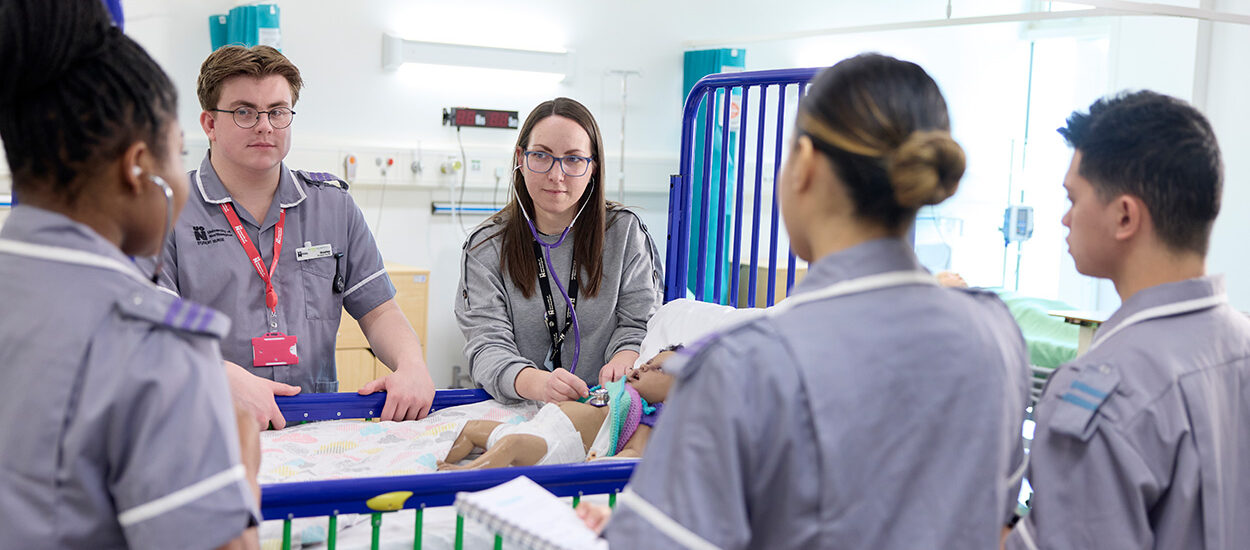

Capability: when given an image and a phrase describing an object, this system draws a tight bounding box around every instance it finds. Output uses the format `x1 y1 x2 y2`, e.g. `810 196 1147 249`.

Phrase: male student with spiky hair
1005 91 1250 550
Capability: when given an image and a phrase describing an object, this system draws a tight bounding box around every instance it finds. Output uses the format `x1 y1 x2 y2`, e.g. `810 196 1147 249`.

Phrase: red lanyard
220 203 286 313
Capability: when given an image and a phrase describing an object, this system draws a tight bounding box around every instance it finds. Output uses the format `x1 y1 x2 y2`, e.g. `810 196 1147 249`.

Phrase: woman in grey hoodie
456 97 663 404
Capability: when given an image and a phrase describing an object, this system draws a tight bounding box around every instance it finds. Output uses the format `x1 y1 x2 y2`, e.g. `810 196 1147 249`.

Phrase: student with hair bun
591 53 1032 549
0 1 259 548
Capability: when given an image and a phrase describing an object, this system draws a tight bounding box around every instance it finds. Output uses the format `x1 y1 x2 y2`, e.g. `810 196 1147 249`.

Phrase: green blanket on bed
990 289 1080 369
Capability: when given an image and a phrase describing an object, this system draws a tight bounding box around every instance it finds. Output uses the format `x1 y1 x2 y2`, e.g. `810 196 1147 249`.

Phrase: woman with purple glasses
456 97 663 404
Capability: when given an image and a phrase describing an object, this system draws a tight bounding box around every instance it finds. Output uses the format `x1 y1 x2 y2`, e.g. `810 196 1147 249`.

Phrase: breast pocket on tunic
300 257 341 320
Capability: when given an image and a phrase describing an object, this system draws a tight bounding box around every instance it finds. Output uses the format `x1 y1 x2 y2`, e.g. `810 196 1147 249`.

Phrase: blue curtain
682 49 746 304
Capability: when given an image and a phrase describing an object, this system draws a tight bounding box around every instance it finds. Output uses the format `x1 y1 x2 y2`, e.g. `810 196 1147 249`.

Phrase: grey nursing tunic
158 151 396 393
1007 276 1250 550
605 238 1031 549
0 206 259 549
456 207 664 402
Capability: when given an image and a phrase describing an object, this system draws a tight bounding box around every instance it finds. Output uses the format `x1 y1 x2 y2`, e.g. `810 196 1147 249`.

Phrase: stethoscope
133 165 175 284
150 175 174 284
514 166 594 374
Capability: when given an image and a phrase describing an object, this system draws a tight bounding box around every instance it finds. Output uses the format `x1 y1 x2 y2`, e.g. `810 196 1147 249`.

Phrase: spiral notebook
454 476 608 550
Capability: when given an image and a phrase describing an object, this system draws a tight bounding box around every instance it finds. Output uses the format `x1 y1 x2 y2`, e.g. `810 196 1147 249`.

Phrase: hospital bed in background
255 68 821 549
990 290 1081 406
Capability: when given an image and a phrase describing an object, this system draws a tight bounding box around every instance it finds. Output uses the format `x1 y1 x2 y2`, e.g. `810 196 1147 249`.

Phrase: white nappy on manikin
485 403 587 465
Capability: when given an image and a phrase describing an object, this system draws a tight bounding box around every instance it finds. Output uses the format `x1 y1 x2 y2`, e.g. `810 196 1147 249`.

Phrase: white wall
91 0 1250 385
117 0 1018 385
1205 0 1250 312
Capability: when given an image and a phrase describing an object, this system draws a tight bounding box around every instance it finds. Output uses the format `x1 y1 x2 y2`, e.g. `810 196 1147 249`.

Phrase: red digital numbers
486 111 509 128
451 108 516 128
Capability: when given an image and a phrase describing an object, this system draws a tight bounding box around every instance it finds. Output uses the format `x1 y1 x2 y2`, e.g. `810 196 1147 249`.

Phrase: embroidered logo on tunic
192 225 232 246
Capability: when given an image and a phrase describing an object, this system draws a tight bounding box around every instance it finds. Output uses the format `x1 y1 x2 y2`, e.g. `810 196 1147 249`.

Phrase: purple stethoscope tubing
518 186 592 375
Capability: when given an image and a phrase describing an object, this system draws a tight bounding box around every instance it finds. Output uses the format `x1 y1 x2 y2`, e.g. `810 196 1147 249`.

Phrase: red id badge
252 332 299 367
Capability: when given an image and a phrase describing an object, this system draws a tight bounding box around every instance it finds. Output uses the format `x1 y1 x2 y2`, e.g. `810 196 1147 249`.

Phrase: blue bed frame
667 67 823 306
259 67 823 546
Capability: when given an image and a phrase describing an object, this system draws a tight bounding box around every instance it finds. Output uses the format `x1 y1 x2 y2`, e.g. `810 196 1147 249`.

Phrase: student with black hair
1004 91 1250 549
0 1 260 548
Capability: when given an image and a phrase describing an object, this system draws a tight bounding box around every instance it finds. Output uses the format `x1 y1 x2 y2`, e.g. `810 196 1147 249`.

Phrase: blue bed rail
666 67 822 306
273 388 492 423
262 462 635 519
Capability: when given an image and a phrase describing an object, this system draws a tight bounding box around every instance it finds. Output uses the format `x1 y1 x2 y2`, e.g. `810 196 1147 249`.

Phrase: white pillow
633 299 767 369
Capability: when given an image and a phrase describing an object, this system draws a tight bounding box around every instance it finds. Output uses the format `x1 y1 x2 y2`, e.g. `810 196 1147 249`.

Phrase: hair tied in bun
888 130 966 209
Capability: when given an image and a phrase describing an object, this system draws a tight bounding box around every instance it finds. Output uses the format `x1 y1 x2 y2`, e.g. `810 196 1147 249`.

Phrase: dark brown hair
487 97 609 298
196 45 303 110
798 53 966 231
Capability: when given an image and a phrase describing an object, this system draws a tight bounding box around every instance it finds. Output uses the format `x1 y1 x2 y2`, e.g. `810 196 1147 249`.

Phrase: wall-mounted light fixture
382 33 573 82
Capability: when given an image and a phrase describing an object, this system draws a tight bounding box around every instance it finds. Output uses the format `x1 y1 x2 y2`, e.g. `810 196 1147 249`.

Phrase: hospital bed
261 391 633 549
256 68 823 549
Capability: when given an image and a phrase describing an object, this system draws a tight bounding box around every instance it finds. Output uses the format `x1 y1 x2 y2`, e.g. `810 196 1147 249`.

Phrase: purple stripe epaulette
295 170 349 190
115 288 230 339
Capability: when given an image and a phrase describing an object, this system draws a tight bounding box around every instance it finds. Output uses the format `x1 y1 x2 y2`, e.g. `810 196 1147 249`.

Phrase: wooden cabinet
736 263 807 308
334 263 429 391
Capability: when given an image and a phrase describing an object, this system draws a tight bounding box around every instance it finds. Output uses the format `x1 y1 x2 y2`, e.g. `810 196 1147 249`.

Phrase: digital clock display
445 108 519 129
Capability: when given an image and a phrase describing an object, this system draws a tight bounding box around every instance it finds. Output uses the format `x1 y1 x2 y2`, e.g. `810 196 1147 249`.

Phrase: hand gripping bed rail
667 67 822 307
274 388 493 422
266 389 634 549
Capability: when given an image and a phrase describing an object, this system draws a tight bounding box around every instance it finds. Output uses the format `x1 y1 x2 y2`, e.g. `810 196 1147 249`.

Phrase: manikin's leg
438 434 548 470
440 420 502 466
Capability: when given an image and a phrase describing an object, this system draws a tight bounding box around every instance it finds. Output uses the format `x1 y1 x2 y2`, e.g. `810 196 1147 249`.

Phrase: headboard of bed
665 67 821 307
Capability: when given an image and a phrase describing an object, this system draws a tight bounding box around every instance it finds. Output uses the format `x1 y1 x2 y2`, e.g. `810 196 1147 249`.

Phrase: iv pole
607 70 640 202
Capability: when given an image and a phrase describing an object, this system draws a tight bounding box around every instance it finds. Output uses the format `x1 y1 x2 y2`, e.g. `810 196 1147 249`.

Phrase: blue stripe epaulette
1049 363 1120 442
295 170 350 190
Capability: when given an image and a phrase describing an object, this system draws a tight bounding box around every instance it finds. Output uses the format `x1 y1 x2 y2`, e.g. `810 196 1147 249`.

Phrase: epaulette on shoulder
1048 363 1121 442
114 288 230 339
296 170 350 190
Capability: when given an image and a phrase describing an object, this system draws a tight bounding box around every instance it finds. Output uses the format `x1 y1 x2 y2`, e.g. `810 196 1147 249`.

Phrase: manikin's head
1058 91 1221 278
627 346 681 403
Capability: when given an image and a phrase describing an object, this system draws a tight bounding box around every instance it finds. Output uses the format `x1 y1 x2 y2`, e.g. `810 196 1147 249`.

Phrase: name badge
296 242 333 261
252 332 299 367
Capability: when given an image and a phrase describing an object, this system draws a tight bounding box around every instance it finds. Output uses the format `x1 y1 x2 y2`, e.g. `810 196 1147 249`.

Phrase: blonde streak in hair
853 87 902 148
797 112 882 158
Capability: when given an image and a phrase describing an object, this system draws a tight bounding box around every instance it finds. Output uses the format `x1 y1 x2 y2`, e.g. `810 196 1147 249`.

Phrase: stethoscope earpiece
147 174 174 284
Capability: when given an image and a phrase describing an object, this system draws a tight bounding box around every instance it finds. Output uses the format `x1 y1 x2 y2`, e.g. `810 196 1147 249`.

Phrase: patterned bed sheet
259 399 540 484
258 399 541 549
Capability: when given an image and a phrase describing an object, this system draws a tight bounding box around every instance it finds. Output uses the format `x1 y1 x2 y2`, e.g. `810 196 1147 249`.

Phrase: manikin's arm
613 425 652 458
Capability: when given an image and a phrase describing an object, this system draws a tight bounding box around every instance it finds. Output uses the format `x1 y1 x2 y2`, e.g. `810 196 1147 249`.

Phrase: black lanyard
534 241 578 370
